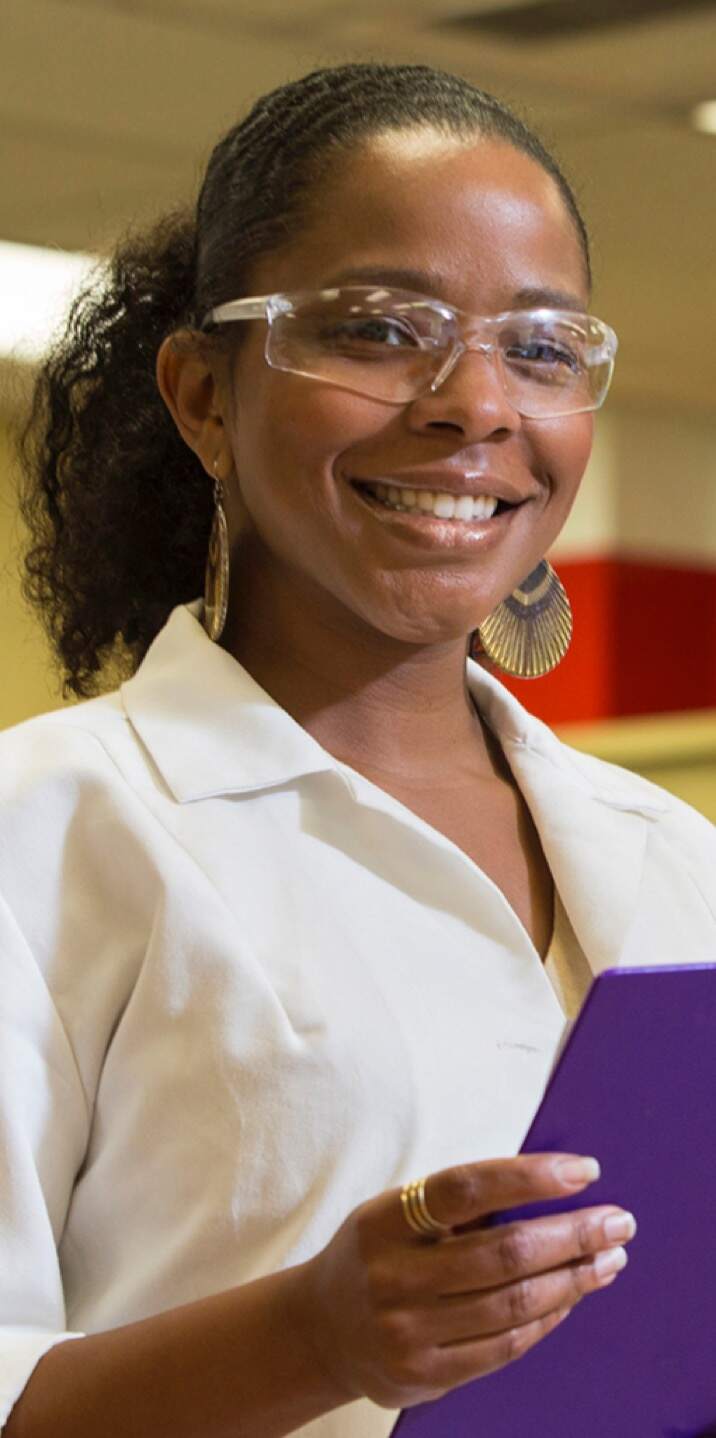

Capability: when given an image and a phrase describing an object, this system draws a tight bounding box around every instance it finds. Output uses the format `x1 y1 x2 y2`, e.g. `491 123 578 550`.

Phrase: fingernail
603 1212 637 1243
554 1157 601 1188
594 1246 628 1283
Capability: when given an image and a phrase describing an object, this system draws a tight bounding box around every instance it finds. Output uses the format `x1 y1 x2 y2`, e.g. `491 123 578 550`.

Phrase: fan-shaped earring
472 560 572 679
203 461 230 643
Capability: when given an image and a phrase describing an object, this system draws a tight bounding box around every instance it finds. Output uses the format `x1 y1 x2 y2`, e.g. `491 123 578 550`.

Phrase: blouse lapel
467 660 667 977
499 737 654 976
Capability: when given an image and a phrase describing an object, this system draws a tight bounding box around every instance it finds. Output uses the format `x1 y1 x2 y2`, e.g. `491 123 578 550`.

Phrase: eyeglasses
203 284 618 420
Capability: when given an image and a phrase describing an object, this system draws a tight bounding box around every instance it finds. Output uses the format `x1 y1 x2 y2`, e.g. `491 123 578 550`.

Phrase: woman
3 61 714 1438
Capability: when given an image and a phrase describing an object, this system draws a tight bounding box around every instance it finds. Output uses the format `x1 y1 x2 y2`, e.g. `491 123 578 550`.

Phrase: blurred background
1 0 715 816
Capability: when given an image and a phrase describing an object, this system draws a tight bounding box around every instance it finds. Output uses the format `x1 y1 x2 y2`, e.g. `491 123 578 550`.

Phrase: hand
298 1153 636 1410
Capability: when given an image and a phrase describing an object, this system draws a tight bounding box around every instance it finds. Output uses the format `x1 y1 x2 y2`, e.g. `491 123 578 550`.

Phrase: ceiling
2 0 716 414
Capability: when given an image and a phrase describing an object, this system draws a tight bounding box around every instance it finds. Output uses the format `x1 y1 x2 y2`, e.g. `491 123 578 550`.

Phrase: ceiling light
0 240 101 363
691 100 716 135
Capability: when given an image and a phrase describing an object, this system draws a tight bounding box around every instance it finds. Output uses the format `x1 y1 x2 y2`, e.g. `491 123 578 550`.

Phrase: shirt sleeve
0 892 88 1429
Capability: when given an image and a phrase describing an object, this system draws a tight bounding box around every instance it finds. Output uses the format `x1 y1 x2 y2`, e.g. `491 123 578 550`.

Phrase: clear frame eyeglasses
202 284 618 420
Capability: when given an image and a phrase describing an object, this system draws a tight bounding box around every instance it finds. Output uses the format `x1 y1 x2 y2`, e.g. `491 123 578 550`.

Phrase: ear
156 332 229 478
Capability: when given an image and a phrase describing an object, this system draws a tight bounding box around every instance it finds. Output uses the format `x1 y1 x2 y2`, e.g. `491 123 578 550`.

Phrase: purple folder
393 965 716 1438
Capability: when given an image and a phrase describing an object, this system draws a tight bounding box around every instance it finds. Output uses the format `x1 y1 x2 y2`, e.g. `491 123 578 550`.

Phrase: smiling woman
3 60 715 1438
18 68 594 697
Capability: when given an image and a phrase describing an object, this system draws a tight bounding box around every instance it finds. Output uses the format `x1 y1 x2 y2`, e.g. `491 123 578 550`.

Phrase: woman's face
220 129 594 649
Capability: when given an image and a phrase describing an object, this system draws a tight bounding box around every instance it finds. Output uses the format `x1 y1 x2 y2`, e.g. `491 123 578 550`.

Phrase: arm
4 1264 345 1438
5 1154 635 1438
0 890 341 1437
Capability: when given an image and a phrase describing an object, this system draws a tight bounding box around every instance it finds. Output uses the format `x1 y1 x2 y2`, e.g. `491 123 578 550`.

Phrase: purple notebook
393 964 716 1438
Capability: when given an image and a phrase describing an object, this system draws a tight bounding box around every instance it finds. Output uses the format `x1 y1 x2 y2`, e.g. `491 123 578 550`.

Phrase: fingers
420 1203 637 1298
353 1155 634 1406
389 1153 601 1238
419 1304 573 1396
432 1242 628 1344
317 1157 635 1411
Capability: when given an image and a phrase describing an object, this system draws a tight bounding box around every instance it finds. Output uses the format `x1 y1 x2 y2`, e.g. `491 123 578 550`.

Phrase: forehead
250 128 588 311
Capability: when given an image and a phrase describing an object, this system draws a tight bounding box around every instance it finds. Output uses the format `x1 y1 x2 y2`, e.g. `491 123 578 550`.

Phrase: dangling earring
471 559 572 678
203 459 230 642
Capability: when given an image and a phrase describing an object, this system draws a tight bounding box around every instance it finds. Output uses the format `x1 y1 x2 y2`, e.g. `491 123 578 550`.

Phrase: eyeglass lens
265 290 613 417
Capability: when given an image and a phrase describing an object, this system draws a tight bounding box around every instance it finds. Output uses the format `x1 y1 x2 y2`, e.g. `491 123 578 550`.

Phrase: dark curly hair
18 61 591 698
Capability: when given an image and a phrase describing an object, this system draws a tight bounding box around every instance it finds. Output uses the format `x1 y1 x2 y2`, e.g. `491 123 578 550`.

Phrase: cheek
231 376 387 566
236 376 388 514
267 378 389 462
533 413 594 511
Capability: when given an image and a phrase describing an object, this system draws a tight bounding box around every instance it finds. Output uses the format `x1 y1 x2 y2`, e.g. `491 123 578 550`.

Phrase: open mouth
350 479 518 522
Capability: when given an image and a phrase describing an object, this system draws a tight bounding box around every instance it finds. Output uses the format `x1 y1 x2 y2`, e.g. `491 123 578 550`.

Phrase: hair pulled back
19 61 590 697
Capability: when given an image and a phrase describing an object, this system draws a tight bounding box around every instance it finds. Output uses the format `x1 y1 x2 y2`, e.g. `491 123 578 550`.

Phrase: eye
500 324 583 376
505 338 582 373
318 313 422 349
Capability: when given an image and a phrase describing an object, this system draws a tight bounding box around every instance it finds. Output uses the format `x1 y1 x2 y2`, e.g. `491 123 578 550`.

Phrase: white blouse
0 601 714 1437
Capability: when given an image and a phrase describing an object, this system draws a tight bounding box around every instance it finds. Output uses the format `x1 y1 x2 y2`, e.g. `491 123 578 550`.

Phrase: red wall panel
494 557 716 725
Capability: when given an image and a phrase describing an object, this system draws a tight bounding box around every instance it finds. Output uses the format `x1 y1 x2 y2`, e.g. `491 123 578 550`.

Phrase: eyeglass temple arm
204 296 274 326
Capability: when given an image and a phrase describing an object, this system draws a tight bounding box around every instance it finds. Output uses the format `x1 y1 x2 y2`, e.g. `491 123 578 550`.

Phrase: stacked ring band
400 1177 453 1237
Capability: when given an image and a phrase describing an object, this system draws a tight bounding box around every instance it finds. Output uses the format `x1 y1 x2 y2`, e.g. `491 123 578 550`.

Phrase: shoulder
0 688 162 813
0 697 186 1112
553 733 715 841
548 732 716 922
471 660 716 902
0 692 167 944
471 659 714 858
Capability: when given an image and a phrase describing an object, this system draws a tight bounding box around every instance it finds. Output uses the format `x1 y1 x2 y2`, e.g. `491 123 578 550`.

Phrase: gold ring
400 1177 452 1237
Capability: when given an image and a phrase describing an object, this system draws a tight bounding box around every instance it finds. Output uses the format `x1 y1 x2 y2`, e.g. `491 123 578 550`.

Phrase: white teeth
362 483 500 520
433 493 456 519
454 494 474 520
473 495 498 519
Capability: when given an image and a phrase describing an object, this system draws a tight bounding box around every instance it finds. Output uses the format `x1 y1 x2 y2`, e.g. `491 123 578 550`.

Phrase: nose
406 342 522 440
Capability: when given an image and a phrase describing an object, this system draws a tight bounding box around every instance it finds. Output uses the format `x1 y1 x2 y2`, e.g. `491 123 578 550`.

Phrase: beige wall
552 403 716 565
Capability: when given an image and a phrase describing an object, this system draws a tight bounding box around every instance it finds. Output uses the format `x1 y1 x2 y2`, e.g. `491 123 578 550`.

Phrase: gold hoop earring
203 461 229 643
472 560 572 679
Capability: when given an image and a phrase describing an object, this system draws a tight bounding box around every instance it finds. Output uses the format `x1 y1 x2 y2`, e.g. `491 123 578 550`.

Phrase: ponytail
19 210 212 697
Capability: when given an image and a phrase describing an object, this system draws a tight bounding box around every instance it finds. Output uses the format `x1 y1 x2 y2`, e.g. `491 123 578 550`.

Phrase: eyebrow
322 266 587 314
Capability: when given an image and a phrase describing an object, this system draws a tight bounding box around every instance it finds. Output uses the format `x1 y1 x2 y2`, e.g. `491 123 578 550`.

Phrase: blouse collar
121 600 667 819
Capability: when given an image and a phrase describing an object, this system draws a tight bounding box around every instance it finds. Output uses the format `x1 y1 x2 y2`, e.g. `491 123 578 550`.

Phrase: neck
220 557 493 785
